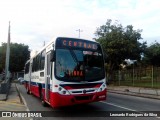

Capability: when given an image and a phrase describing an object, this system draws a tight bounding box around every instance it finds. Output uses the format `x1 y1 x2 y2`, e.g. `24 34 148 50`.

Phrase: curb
15 83 24 104
15 84 30 111
108 89 160 100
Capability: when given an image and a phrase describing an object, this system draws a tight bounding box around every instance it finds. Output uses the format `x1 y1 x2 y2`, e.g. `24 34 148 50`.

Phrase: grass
113 80 160 89
110 67 160 88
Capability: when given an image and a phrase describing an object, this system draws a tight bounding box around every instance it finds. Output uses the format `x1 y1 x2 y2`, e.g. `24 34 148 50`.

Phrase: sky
0 0 160 51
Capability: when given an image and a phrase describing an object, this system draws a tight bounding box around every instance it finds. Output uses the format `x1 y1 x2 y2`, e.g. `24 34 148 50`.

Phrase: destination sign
56 38 98 50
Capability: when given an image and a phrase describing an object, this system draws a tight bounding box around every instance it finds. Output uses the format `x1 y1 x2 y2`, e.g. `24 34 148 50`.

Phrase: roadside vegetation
0 43 30 73
95 19 160 88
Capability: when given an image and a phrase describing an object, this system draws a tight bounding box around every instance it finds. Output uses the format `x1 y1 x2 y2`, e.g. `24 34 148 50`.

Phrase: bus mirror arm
50 50 55 62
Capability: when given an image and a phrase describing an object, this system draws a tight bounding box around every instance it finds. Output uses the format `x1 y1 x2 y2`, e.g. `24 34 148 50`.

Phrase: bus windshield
55 48 105 82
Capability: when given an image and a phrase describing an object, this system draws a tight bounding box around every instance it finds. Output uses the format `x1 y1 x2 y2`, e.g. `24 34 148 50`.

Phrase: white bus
24 37 107 108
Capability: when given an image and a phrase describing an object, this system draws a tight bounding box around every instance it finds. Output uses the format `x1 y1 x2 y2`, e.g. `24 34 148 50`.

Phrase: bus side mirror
50 50 55 62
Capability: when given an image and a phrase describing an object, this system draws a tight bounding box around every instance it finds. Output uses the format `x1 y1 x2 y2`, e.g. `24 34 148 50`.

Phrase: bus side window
50 50 55 62
32 58 35 72
40 50 46 70
25 62 30 74
40 72 44 77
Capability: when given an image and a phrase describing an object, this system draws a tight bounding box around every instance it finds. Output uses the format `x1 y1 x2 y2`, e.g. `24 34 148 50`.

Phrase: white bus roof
27 37 98 62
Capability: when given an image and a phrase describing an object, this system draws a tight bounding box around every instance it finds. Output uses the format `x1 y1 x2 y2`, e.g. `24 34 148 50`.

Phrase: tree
143 42 160 66
95 19 147 81
0 44 7 73
0 43 30 73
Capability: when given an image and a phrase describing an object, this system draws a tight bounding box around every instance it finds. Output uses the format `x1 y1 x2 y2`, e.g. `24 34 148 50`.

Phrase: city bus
24 37 107 108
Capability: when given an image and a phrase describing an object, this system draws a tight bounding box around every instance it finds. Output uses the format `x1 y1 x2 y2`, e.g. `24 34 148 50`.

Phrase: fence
109 66 160 88
0 76 12 94
0 71 23 94
12 72 24 80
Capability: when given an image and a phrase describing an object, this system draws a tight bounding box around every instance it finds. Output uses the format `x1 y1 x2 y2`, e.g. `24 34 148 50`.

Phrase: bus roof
27 37 98 61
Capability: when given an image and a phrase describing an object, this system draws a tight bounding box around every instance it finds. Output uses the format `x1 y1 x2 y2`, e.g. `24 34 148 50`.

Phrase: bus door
45 52 51 102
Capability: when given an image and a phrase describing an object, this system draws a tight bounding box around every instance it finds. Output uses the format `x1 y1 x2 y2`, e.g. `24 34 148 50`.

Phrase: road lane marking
100 101 136 111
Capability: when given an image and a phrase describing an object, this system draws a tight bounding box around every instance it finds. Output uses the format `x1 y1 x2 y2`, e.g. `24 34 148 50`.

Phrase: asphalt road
17 84 160 120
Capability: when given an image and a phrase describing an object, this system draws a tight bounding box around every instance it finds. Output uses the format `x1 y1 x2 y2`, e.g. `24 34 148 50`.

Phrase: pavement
108 85 160 100
0 82 31 120
0 83 26 108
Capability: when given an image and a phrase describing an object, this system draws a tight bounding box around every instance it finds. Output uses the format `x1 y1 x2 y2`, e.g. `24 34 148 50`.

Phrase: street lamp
76 29 83 38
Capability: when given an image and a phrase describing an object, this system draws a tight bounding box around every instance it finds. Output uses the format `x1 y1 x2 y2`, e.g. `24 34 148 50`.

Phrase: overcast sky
0 0 160 51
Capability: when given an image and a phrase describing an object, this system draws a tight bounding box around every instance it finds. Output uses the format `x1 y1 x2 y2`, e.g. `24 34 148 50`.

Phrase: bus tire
41 91 47 107
26 86 30 94
42 100 47 107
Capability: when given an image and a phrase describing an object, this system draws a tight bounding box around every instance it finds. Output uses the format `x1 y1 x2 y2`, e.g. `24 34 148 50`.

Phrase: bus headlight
97 83 106 92
58 87 70 95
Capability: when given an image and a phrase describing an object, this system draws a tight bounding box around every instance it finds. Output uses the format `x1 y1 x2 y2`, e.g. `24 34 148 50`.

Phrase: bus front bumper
50 89 107 108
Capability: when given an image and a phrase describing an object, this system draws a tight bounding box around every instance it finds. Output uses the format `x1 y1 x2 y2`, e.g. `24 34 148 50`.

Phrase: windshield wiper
69 49 85 81
69 49 79 65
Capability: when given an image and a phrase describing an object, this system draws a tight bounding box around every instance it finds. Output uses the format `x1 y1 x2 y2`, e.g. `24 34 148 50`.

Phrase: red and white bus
24 37 107 108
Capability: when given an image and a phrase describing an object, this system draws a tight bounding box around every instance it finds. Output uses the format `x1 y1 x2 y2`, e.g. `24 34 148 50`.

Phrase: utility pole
43 41 45 46
76 29 83 38
5 21 11 82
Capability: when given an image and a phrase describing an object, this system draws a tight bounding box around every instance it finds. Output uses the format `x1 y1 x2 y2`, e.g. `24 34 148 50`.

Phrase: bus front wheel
26 86 30 94
41 91 47 107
